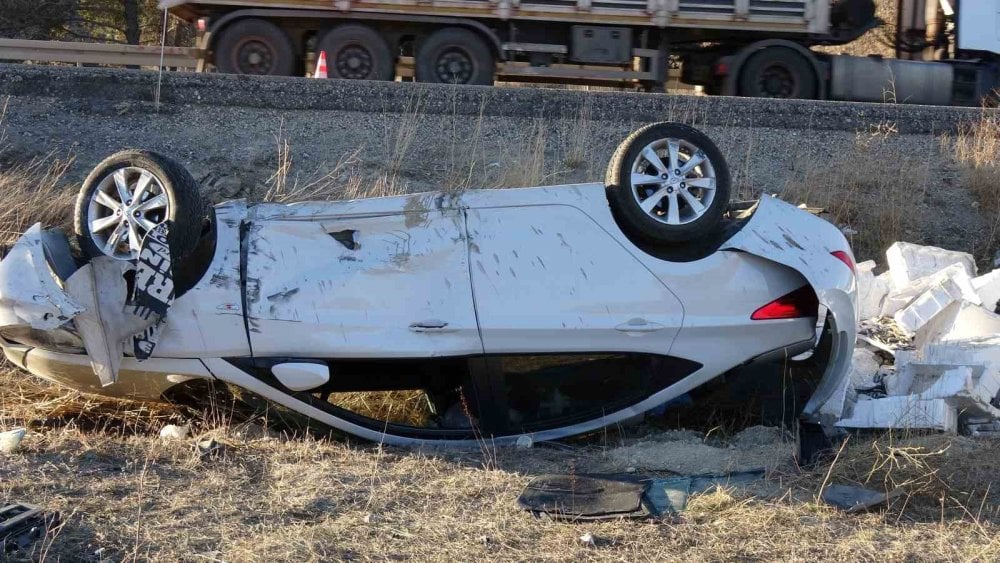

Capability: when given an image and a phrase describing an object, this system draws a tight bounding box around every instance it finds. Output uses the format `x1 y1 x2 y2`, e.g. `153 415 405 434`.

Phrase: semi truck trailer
159 0 1000 105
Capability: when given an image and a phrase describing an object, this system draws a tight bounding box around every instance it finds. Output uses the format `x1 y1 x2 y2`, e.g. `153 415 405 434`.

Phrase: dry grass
2 367 999 563
950 111 1000 260
781 124 930 261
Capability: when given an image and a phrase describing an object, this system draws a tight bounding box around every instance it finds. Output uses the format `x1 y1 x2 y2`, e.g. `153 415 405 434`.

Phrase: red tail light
751 285 819 320
830 250 855 274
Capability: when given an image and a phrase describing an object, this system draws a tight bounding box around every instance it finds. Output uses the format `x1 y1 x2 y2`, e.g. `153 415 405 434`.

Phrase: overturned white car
0 123 857 445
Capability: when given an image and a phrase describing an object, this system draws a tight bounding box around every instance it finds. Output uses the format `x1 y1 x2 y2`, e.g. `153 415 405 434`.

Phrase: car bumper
2 339 212 401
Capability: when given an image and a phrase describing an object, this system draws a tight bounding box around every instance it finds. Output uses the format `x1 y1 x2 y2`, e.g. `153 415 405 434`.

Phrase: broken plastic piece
821 484 903 513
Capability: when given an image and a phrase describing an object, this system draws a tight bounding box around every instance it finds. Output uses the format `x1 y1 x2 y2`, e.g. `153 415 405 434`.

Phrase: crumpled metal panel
0 224 84 331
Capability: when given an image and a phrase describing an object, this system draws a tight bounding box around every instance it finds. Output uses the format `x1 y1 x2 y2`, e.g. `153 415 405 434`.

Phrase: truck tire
415 28 495 85
75 150 207 262
317 24 395 81
215 18 296 76
738 47 818 99
605 122 731 245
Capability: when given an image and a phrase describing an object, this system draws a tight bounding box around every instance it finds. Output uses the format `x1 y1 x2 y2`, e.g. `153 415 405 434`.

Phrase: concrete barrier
0 64 993 134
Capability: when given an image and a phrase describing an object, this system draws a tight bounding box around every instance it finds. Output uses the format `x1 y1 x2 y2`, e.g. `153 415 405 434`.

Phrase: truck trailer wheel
415 28 495 85
317 24 395 81
738 47 818 99
215 18 296 76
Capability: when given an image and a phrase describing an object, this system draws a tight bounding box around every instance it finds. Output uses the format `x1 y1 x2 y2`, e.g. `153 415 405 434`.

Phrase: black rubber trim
223 352 703 440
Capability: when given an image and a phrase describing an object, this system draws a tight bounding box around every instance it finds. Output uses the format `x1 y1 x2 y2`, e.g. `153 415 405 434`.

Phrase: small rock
516 435 533 449
579 532 596 547
0 427 26 453
159 424 190 441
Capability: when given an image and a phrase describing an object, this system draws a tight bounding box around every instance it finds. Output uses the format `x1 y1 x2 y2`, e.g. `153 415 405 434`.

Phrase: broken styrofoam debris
835 396 958 433
893 274 970 333
856 260 891 320
159 424 191 441
922 337 1000 369
0 427 26 453
879 264 979 317
885 242 977 292
579 533 597 547
915 301 1000 350
818 348 882 419
972 269 1000 313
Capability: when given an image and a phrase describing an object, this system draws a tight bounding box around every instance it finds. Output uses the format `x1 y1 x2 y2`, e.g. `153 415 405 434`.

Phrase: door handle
615 318 665 333
409 319 459 333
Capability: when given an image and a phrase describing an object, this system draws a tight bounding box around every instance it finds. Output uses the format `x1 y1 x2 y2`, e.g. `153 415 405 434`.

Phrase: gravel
0 67 989 261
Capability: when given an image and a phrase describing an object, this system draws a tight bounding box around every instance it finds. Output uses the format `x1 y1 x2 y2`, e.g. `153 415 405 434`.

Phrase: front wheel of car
605 122 731 245
74 150 207 262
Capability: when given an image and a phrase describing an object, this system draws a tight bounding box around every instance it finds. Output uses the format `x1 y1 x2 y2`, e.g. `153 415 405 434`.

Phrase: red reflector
714 62 729 76
751 285 819 320
197 18 209 32
831 250 855 274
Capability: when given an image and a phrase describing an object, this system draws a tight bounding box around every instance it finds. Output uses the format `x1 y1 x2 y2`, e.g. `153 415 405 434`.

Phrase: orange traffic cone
314 51 328 79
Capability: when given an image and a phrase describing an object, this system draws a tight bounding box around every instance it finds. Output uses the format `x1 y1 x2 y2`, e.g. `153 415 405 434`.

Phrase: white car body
0 183 857 445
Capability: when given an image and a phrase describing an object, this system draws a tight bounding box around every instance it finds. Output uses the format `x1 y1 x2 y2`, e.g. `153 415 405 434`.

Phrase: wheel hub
236 38 275 75
87 167 170 260
336 45 373 79
628 138 718 226
435 49 474 84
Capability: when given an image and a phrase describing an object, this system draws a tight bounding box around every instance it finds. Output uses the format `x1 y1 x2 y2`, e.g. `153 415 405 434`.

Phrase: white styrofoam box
924 337 1000 368
972 269 1000 313
857 260 890 320
915 301 1000 350
835 396 957 433
894 275 967 333
880 264 980 317
885 242 977 291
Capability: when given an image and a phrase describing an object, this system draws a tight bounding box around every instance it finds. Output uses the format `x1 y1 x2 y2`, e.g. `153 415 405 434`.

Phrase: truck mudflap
0 224 173 386
721 196 859 425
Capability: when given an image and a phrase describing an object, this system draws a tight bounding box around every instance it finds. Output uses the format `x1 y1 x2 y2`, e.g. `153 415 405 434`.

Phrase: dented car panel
0 224 84 331
0 183 857 444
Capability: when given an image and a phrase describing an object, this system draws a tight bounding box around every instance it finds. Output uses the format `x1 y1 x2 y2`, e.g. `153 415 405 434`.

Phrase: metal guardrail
0 39 202 69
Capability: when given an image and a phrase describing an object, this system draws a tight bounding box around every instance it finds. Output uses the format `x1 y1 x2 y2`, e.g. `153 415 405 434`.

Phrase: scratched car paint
0 154 857 446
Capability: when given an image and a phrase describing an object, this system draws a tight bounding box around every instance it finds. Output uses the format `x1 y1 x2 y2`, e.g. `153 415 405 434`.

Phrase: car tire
415 27 495 85
215 18 297 76
317 24 395 81
74 150 207 262
605 122 731 245
738 47 818 99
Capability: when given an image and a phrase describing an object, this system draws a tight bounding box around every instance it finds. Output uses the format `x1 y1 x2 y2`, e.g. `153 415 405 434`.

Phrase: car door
245 206 482 359
465 204 688 432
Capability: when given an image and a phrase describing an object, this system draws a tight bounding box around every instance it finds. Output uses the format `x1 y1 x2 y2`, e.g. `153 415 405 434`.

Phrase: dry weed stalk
263 123 365 203
950 111 1000 260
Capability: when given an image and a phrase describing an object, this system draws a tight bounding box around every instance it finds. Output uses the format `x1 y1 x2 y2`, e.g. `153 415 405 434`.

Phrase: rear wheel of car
415 27 495 85
317 24 395 81
738 47 818 99
605 122 731 245
74 150 207 262
215 18 296 76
